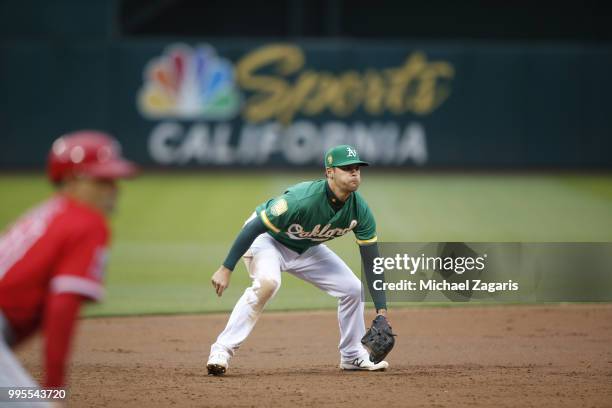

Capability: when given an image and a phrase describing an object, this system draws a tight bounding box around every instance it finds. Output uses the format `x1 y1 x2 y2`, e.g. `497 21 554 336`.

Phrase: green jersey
255 179 377 254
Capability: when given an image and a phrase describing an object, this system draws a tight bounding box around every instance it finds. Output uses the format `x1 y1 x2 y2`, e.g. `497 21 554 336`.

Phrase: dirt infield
17 305 612 407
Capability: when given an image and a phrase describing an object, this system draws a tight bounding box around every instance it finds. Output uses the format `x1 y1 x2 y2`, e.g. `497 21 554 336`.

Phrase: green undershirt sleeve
222 216 268 271
359 242 388 312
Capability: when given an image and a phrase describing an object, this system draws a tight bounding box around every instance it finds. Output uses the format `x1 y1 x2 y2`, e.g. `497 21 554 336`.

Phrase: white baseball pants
211 220 368 361
0 312 52 408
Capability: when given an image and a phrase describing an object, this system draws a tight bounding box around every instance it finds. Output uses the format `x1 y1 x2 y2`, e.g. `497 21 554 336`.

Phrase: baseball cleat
339 355 389 371
207 353 229 376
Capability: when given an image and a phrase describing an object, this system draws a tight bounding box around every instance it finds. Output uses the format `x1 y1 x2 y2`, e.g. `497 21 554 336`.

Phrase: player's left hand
376 308 388 324
362 313 396 363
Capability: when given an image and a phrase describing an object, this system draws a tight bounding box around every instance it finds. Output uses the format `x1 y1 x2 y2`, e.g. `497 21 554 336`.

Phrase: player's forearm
222 216 267 271
359 243 388 312
43 293 83 387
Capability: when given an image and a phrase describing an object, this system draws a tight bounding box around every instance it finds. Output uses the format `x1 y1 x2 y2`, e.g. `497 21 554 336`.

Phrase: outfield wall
1 40 611 169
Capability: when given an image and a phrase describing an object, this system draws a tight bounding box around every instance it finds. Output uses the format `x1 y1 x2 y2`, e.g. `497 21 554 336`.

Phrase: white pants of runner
0 311 51 408
210 215 368 361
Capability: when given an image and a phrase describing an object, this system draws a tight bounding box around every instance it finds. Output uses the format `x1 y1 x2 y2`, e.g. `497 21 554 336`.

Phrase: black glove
361 315 396 363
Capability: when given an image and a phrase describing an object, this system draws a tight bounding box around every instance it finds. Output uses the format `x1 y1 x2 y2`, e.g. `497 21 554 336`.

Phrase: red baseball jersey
0 194 109 342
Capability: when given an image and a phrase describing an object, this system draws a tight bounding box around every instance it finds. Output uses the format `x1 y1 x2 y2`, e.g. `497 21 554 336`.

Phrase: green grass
1 171 611 317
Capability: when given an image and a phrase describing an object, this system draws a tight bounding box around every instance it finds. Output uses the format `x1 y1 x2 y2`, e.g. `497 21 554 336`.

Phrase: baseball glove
361 315 396 363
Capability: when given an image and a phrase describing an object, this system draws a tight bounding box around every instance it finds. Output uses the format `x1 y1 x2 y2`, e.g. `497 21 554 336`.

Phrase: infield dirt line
17 304 612 407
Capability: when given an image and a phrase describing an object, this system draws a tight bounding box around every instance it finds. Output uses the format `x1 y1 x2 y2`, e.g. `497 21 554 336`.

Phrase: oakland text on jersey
285 220 358 241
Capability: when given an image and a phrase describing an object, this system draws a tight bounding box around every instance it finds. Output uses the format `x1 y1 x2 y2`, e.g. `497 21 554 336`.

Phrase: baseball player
0 131 137 397
207 144 389 375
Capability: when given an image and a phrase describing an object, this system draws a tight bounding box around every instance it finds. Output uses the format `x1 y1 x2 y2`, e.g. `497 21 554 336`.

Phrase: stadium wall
1 40 611 169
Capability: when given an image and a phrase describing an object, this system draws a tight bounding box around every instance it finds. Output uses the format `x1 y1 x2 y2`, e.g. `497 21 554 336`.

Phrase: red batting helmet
47 130 138 184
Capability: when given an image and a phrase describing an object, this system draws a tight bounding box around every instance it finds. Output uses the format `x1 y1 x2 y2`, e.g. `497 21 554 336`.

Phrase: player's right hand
211 266 232 297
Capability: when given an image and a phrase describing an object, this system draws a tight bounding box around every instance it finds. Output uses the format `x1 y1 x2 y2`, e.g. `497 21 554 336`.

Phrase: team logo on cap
327 155 333 165
138 44 242 120
346 147 357 157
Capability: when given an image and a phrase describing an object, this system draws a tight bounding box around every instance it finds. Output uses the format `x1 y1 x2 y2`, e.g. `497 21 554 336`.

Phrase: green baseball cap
324 145 370 168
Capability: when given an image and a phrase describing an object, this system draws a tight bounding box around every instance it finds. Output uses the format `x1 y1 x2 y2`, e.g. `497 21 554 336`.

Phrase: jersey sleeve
354 198 378 246
49 220 109 302
257 192 299 234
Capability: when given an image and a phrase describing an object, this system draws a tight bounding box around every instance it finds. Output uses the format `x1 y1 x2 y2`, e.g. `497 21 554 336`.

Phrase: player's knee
255 277 280 303
344 278 363 301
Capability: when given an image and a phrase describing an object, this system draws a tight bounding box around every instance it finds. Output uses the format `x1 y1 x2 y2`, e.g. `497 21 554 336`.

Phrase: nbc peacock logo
138 44 242 120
